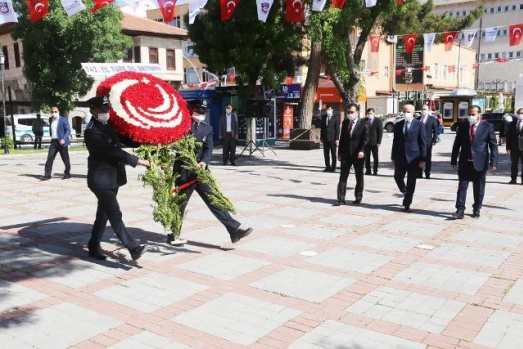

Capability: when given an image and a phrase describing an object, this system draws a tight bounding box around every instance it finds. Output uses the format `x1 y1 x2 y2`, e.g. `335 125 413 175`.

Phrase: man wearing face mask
42 106 71 180
335 103 368 205
364 108 383 176
417 105 439 179
451 105 498 219
219 104 239 166
167 99 253 246
506 107 523 184
84 95 150 261
391 104 426 213
321 105 340 172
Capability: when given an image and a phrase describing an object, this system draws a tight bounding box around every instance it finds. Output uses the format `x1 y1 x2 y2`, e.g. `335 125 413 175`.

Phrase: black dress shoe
372 172 378 176
365 171 371 175
41 175 51 180
231 162 236 166
130 245 147 261
323 168 331 172
333 200 345 206
230 227 253 243
472 210 481 218
425 174 431 179
88 250 107 260
352 199 361 205
62 174 71 180
509 179 517 184
403 206 411 213
452 210 465 219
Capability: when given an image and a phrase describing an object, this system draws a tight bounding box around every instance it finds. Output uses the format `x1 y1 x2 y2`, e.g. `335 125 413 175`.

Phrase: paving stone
0 232 32 246
475 310 523 348
0 246 61 268
239 236 315 257
427 243 510 268
306 247 392 274
382 221 445 237
284 224 348 240
452 229 523 248
110 331 189 349
269 207 320 219
251 267 354 303
350 233 422 252
287 320 425 349
0 279 48 313
393 262 491 295
503 279 523 305
320 214 381 226
173 292 300 346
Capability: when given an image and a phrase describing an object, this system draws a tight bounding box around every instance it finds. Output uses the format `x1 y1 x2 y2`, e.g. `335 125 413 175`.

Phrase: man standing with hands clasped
219 104 238 166
417 105 439 179
451 105 498 219
364 108 383 176
321 105 340 172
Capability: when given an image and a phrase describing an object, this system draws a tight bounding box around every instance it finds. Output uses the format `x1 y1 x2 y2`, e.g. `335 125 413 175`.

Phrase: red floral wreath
97 71 191 145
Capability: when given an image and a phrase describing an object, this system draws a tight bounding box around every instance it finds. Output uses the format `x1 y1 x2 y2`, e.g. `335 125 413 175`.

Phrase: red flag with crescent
285 0 305 23
91 0 114 13
443 31 458 51
509 24 523 46
331 0 346 9
369 35 380 53
404 34 417 53
26 0 49 23
395 69 403 76
473 63 480 69
448 65 456 73
220 0 240 21
397 0 402 4
158 0 177 23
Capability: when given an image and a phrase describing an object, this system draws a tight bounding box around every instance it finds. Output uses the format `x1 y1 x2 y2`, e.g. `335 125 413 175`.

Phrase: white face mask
192 113 205 123
97 113 110 123
518 113 523 121
348 113 358 121
468 115 478 125
226 108 232 113
367 114 374 119
404 113 414 122
421 110 429 116
51 112 59 118
326 110 333 117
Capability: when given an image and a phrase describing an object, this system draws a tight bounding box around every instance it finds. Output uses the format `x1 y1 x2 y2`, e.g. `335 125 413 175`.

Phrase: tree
188 0 304 97
11 1 131 112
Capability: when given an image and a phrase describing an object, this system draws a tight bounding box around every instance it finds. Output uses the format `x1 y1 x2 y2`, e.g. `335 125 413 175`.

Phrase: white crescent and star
407 37 415 46
34 2 44 12
513 28 522 38
226 0 236 12
446 34 455 43
292 0 302 12
372 38 379 47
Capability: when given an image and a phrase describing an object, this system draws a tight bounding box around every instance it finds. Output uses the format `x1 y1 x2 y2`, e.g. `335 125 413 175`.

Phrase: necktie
470 124 476 143
327 116 331 125
404 121 410 134
348 121 353 135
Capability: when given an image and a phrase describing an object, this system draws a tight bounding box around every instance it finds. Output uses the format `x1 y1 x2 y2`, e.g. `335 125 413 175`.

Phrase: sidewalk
0 132 522 349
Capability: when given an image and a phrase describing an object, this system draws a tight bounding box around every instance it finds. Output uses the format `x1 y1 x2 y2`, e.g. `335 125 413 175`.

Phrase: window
149 47 158 64
513 5 517 10
479 53 486 61
168 16 182 28
503 29 508 36
497 6 502 12
487 53 492 59
483 8 488 13
494 52 499 58
443 65 447 79
509 51 514 58
123 48 133 63
166 49 175 70
462 10 466 16
490 7 494 13
518 51 522 58
505 6 509 11
448 11 453 17
521 4 523 10
383 66 389 77
2 46 9 70
13 42 20 68
133 46 141 63
478 82 484 90
434 63 438 78
184 68 200 84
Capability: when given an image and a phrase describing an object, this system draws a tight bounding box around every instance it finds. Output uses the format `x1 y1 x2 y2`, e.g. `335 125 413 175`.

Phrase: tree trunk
299 40 323 129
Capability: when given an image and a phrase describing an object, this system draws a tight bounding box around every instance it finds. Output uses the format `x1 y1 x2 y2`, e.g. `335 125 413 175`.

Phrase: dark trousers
510 150 523 180
364 144 379 173
179 180 240 235
222 133 236 164
323 141 337 170
34 133 43 149
394 160 419 207
89 188 139 252
456 162 487 211
44 139 71 176
337 157 364 202
418 145 433 177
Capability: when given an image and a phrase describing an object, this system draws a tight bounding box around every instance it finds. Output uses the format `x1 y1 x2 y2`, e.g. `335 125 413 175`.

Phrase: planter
289 128 320 150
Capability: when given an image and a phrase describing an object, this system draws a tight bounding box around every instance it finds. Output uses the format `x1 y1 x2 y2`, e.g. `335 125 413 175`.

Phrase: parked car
450 112 515 132
383 111 423 133
5 114 51 144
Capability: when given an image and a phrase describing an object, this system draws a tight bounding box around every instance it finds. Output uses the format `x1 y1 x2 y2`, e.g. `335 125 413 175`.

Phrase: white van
5 114 51 144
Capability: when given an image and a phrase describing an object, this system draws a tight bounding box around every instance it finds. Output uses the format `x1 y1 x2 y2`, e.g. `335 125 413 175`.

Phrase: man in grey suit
320 105 340 172
219 104 239 166
451 105 498 219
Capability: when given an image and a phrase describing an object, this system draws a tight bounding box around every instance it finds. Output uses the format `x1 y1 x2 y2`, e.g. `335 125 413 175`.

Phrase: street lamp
1 52 7 154
494 78 501 91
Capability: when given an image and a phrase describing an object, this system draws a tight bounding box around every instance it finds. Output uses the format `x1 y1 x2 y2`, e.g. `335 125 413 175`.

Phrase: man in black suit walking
417 104 439 179
391 104 426 213
321 105 340 172
336 103 369 205
506 107 523 184
364 108 383 175
219 104 239 166
451 105 498 219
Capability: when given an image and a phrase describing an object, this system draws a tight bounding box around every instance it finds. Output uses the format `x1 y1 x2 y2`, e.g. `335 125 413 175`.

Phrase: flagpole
457 39 461 88
475 15 483 90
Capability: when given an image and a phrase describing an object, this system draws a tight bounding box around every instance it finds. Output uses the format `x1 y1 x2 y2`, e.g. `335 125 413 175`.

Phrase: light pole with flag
1 51 7 154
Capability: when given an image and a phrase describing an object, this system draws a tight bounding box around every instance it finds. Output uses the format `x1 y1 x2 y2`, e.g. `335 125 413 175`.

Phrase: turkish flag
395 69 403 76
473 63 480 69
509 24 523 46
369 35 380 52
448 65 456 73
26 0 49 22
285 76 294 85
285 0 304 23
496 57 509 63
404 34 417 53
422 66 430 72
91 0 114 13
331 0 346 9
397 0 402 4
220 0 240 21
158 0 177 23
443 31 458 51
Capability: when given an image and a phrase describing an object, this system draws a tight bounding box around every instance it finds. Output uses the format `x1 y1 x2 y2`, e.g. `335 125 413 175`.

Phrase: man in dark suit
219 104 239 165
167 100 253 246
364 108 383 175
506 108 523 184
84 95 150 261
417 105 439 179
336 103 369 205
391 104 426 213
42 106 72 180
320 105 340 172
451 105 498 219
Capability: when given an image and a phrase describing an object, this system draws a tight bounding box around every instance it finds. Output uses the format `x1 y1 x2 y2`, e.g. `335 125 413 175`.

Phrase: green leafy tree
188 0 304 96
11 1 131 112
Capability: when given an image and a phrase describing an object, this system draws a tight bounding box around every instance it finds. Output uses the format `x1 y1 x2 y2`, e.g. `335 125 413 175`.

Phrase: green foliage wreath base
136 135 236 238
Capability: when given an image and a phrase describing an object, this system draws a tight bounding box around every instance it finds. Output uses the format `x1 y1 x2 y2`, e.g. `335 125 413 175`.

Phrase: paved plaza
0 131 522 349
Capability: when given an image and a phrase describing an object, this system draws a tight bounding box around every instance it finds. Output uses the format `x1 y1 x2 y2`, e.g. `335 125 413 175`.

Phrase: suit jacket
219 112 239 139
320 113 340 142
391 119 427 165
451 120 498 172
366 117 383 146
174 121 213 184
84 120 138 190
338 118 369 160
506 119 523 153
417 114 439 145
49 116 71 146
